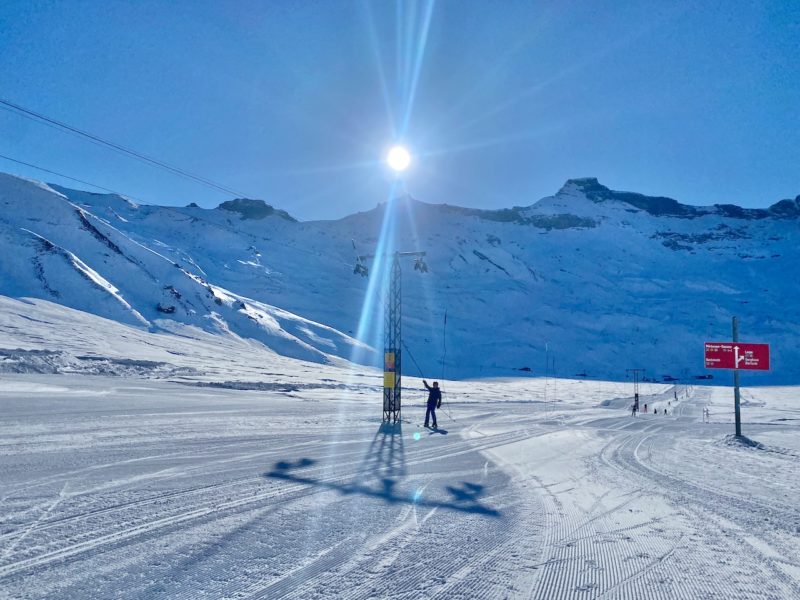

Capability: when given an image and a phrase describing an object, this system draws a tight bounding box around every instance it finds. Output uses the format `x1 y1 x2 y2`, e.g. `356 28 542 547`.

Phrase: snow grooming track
0 437 327 545
475 386 800 600
524 465 690 599
0 421 535 590
0 471 362 580
170 421 550 600
596 423 800 599
237 492 446 600
232 429 549 599
3 374 800 599
2 423 531 535
1 433 376 580
265 464 543 600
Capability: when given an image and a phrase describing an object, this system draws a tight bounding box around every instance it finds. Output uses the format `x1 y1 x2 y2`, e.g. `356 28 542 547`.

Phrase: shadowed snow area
1 300 799 599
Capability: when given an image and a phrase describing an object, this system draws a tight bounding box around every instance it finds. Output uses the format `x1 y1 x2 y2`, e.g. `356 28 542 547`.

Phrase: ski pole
439 390 456 422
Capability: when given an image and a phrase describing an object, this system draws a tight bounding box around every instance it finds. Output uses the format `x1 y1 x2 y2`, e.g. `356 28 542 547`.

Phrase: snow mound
717 434 799 457
0 348 199 377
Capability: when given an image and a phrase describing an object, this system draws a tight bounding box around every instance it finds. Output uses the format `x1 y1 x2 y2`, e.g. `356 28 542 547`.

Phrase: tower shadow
264 421 499 517
360 421 406 480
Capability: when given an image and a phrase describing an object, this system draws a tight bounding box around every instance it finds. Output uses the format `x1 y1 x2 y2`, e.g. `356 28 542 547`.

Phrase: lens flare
386 145 411 172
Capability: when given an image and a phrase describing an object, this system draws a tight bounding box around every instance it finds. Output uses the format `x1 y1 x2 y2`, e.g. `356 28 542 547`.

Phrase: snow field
1 296 799 598
1 371 798 599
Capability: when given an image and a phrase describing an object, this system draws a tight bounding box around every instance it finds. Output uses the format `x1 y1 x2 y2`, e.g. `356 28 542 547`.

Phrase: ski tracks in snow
588 422 800 599
2 378 799 599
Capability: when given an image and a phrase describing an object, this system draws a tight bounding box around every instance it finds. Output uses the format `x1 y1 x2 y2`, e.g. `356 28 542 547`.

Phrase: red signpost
704 342 770 371
704 317 770 438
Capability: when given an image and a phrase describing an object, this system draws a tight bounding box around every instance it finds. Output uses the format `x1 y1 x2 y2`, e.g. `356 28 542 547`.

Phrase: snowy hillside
1 172 798 383
0 174 369 366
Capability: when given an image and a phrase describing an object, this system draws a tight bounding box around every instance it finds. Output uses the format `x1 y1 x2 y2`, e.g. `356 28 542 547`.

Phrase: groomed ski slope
1 298 798 598
1 373 798 600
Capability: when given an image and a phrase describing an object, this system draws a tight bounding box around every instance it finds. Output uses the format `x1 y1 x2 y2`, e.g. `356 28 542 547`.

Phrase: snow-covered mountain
0 174 369 367
1 172 797 383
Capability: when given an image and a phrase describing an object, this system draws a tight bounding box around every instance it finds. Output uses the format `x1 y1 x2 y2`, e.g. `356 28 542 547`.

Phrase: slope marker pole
733 316 742 438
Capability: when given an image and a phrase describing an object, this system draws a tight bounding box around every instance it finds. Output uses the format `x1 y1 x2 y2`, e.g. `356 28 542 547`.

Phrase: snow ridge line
20 228 150 326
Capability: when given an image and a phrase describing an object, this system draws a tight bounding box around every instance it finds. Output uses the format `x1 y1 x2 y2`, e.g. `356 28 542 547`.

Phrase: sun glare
386 145 411 172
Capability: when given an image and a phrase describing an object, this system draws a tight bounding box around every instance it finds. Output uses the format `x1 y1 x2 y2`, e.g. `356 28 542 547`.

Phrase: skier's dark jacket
424 382 441 408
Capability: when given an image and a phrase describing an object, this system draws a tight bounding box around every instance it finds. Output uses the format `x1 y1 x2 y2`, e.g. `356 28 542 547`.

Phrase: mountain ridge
1 170 797 383
553 178 800 220
51 173 800 225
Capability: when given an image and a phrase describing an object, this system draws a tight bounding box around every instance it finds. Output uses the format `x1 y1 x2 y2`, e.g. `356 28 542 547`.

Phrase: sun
386 145 411 172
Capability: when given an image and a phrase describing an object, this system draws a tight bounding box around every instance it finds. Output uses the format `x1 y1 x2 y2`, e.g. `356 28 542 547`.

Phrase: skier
643 403 648 413
422 380 441 429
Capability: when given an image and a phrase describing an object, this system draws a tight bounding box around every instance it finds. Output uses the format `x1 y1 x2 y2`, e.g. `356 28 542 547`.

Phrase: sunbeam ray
363 0 395 136
395 0 405 111
262 158 381 178
400 0 435 137
422 3 564 138
448 8 686 137
420 127 561 158
402 0 417 113
353 179 402 351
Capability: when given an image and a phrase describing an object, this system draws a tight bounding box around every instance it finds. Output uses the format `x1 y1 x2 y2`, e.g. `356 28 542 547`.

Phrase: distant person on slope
423 380 441 429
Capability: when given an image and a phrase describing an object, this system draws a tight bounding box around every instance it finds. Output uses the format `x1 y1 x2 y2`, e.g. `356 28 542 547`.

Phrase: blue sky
1 1 798 220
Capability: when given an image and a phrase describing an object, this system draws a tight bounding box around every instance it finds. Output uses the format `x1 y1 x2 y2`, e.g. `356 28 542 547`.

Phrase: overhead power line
0 152 349 266
0 97 250 198
0 153 131 197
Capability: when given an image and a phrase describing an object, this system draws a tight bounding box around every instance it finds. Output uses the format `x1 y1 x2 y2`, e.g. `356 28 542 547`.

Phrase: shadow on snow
264 422 499 517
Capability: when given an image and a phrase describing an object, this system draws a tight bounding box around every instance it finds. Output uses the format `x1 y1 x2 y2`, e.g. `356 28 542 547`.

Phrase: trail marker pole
733 316 742 437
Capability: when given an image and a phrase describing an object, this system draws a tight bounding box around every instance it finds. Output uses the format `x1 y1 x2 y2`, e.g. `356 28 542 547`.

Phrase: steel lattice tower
353 249 427 423
383 254 402 423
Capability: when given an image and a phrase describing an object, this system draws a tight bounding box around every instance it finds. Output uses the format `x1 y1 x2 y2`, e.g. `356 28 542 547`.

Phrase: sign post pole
732 316 742 437
704 329 769 439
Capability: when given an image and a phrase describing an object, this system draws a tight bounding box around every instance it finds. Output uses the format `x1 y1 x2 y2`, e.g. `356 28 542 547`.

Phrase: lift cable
401 338 455 422
0 152 352 266
0 97 250 197
0 153 132 198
